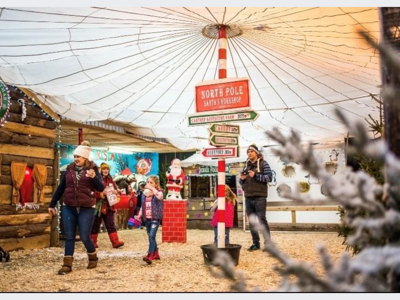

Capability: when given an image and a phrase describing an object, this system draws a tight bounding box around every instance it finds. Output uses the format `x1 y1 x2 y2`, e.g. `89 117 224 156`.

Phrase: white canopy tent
0 7 381 151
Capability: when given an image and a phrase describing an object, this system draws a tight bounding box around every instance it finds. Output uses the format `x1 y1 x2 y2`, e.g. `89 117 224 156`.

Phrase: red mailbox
113 194 137 217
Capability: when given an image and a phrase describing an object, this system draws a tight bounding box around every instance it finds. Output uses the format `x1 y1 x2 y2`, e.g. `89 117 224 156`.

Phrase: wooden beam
0 144 54 159
0 223 50 239
291 210 296 224
0 213 51 226
2 121 55 139
0 204 49 215
267 206 340 212
0 154 53 166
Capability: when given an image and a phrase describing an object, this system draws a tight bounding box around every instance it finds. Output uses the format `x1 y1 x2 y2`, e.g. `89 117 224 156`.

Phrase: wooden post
50 148 59 246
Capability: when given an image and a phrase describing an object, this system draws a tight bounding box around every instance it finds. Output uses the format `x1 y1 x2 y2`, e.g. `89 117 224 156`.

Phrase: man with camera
239 144 272 251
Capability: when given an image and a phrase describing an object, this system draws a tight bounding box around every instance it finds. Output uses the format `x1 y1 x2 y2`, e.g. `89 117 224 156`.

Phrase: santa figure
166 158 185 200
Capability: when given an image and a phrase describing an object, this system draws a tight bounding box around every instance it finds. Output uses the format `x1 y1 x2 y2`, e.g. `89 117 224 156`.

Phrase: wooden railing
267 206 341 224
243 201 342 232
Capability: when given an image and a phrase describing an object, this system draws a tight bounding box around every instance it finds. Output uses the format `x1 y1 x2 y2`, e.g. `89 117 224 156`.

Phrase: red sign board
195 78 250 113
202 147 239 158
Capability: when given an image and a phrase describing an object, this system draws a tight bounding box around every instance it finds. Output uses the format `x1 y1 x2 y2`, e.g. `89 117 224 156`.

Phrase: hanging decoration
276 183 292 198
0 80 11 126
299 181 310 193
17 98 27 121
324 162 338 176
282 164 296 178
321 184 329 196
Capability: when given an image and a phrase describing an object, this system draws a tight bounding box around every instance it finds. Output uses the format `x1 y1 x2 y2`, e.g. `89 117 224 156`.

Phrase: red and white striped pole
217 25 227 248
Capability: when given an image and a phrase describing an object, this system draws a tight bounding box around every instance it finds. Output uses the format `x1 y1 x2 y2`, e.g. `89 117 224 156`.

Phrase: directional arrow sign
202 146 239 158
209 134 239 146
188 110 259 126
209 124 240 135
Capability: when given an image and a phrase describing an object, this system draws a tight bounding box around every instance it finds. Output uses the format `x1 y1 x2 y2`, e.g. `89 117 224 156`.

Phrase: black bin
200 244 242 266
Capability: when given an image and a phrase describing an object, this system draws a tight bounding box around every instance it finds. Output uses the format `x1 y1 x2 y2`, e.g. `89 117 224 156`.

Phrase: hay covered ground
0 229 346 292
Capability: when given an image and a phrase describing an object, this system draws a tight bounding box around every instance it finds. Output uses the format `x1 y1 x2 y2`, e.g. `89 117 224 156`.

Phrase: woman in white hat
48 141 104 275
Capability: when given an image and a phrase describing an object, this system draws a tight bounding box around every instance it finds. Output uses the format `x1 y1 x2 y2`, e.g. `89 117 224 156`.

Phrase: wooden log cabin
0 85 59 252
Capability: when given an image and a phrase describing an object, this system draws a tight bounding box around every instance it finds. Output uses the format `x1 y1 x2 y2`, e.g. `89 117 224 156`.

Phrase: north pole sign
0 80 11 126
202 146 239 158
195 77 250 113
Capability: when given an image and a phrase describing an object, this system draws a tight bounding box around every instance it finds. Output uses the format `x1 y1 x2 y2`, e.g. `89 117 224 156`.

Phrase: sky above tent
0 7 381 151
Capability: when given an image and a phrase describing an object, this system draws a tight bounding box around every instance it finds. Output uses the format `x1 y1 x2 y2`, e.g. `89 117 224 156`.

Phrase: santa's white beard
170 167 181 177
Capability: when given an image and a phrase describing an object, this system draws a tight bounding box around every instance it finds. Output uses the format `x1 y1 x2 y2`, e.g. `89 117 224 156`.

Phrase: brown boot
91 234 98 248
87 251 98 269
58 256 73 275
108 232 124 248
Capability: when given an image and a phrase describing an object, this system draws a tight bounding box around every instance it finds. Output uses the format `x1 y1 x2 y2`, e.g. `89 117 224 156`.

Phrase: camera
241 170 249 176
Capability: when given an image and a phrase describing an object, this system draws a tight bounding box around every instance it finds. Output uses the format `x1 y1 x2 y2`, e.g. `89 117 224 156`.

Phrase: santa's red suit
166 158 185 200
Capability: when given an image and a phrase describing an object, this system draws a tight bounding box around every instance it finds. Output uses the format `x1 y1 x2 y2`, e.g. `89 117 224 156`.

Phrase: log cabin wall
0 86 58 251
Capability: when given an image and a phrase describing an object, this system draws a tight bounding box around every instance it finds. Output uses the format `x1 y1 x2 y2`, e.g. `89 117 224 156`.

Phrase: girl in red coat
210 184 237 245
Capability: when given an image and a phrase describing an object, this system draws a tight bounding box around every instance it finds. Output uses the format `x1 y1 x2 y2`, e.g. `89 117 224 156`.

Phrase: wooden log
0 143 54 159
0 184 53 204
16 87 60 122
0 130 55 148
0 205 49 215
2 121 55 139
50 149 60 246
0 234 50 251
0 213 51 226
0 154 53 166
1 165 54 178
8 96 55 122
0 223 50 239
7 112 57 129
0 175 53 186
50 211 59 247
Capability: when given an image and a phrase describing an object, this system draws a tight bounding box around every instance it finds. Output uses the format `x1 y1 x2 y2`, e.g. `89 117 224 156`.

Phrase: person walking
48 141 104 275
135 175 164 264
210 184 236 245
91 162 124 249
239 144 272 251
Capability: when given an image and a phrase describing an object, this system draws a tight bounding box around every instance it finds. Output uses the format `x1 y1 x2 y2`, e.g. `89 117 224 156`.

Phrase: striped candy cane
217 25 227 248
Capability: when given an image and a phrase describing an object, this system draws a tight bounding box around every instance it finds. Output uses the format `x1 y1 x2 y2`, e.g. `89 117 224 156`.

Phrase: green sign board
188 110 259 126
197 165 231 175
0 81 11 126
209 134 239 146
209 123 240 135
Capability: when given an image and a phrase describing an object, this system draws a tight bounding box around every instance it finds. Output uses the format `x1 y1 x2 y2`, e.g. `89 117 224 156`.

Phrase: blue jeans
245 197 271 246
62 205 96 256
213 227 230 245
145 219 160 253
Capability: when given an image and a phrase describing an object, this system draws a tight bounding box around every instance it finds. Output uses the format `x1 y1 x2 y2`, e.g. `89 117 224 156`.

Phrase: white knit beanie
73 145 92 160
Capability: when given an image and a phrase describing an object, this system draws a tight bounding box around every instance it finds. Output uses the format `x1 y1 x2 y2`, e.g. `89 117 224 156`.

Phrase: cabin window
189 175 216 198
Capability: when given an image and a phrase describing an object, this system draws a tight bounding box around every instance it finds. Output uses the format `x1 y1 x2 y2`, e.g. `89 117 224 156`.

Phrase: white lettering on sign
201 88 224 99
207 149 233 155
215 136 236 143
214 125 239 134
